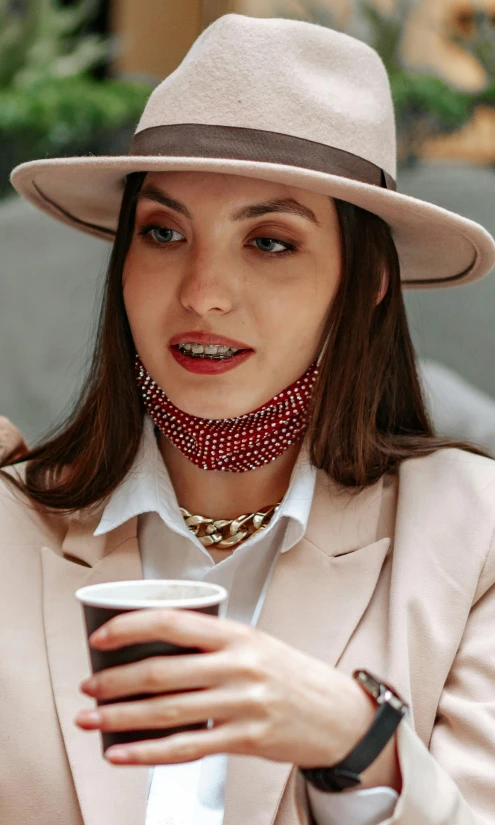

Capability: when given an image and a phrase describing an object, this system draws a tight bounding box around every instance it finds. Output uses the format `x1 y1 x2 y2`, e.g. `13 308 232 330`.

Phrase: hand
75 607 375 768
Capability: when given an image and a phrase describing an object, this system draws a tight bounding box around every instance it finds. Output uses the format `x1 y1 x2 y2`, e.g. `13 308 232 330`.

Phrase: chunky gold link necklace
180 501 281 549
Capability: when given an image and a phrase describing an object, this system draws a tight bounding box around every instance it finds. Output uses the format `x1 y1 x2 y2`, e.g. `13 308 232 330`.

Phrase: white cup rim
75 579 228 610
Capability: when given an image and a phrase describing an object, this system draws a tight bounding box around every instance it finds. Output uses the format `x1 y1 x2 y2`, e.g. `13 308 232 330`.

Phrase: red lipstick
168 331 254 376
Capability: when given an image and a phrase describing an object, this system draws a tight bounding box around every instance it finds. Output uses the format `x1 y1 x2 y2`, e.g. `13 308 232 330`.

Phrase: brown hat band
130 124 397 191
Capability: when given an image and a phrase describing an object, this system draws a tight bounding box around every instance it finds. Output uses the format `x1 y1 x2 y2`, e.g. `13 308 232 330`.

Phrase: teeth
177 342 243 359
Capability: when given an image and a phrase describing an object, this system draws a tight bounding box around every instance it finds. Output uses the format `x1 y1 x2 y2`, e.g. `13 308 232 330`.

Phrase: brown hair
0 172 487 510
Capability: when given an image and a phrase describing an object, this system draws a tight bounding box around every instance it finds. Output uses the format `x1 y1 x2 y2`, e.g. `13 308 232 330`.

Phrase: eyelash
136 224 298 257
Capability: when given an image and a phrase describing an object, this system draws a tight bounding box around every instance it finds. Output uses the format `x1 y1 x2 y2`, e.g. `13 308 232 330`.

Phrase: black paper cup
75 579 228 754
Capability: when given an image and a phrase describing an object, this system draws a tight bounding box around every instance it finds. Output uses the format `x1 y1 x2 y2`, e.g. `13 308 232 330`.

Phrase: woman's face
123 171 341 418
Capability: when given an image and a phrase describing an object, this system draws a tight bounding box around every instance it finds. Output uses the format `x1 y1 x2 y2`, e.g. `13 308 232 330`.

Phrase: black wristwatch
300 669 408 793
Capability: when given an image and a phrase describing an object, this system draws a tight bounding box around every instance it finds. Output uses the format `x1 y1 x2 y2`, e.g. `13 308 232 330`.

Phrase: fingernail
89 628 108 645
77 710 101 725
80 677 98 694
106 747 131 761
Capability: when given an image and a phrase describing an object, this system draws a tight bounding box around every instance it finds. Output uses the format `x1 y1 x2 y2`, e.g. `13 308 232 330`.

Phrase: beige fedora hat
9 13 495 288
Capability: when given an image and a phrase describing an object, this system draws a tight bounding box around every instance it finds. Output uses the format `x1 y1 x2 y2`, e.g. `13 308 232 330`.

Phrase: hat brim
10 155 495 288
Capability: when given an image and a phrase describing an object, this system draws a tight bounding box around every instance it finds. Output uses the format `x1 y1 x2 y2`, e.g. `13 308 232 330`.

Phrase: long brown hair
0 172 487 510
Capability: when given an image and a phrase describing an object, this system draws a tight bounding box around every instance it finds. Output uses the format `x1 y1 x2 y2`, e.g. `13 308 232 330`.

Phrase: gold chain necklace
180 502 281 549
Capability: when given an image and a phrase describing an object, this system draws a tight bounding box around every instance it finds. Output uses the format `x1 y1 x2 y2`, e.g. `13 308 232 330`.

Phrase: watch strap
336 699 404 775
300 670 408 793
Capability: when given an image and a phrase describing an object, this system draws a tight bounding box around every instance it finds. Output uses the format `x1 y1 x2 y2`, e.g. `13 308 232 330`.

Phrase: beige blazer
1 446 495 825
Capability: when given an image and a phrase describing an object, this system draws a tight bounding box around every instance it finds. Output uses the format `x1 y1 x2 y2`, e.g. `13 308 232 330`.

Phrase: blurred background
1 0 494 452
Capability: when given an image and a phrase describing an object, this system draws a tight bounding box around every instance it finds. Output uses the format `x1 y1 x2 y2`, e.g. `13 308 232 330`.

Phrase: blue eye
251 237 294 254
137 224 296 256
138 225 184 244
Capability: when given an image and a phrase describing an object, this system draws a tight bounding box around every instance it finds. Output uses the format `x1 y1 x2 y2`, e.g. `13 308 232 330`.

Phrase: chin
165 388 263 420
174 400 252 420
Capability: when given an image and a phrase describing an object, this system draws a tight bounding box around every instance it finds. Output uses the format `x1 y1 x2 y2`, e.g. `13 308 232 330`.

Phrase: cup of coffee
75 579 228 754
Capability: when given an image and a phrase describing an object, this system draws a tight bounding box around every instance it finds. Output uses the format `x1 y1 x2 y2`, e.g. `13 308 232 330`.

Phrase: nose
179 249 237 318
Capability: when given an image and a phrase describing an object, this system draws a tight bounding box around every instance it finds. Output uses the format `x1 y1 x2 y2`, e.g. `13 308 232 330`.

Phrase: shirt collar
94 414 316 552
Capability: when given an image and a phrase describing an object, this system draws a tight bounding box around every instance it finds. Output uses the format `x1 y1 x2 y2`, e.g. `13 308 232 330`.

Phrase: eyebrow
136 185 322 227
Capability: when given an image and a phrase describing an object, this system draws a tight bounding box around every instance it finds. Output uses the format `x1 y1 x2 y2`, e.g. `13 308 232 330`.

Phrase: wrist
301 670 406 794
326 674 378 764
340 675 402 793
357 727 402 794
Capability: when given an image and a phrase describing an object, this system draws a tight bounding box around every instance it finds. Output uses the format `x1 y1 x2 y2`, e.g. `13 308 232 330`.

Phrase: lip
170 346 254 375
168 331 253 350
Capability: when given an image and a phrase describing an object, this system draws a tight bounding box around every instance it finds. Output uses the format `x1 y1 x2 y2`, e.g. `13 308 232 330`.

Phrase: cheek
123 254 172 338
307 257 341 333
258 265 339 350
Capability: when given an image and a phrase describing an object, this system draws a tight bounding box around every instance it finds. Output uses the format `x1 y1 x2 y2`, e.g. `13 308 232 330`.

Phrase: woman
2 13 495 825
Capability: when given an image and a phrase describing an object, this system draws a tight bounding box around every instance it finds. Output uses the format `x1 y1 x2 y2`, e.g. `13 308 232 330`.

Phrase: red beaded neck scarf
135 354 319 472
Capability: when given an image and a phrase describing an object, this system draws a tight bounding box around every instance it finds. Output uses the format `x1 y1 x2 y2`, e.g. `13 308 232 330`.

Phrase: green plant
476 76 495 105
0 1 156 200
0 75 152 200
0 75 149 149
0 0 110 89
390 72 476 162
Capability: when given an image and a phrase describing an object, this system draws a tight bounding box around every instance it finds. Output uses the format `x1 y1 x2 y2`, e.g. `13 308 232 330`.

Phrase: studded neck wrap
135 354 319 472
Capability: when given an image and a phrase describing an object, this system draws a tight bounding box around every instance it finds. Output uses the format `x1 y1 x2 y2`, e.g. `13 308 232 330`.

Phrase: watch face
353 669 408 713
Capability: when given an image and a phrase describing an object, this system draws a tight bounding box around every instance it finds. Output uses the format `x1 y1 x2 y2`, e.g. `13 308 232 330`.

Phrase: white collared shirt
95 415 398 825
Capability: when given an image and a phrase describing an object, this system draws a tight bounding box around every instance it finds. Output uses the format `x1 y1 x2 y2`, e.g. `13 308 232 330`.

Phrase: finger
105 721 258 765
85 688 237 733
83 652 228 700
90 607 248 652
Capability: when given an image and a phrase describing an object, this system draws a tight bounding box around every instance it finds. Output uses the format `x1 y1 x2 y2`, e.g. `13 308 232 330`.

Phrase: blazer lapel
41 511 149 825
224 471 395 825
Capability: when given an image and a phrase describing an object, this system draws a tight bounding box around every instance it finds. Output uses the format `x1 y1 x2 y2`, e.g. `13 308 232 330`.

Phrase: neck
158 432 303 519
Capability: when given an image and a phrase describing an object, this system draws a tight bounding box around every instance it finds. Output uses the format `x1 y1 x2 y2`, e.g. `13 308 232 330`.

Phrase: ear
376 267 389 305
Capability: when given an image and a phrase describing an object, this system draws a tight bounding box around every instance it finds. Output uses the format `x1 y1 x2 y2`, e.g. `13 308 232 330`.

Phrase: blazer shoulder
421 448 495 607
0 463 69 548
399 448 495 586
402 446 495 500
